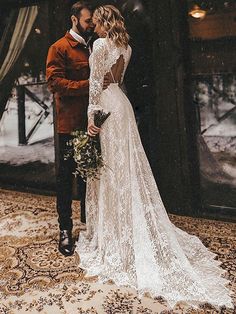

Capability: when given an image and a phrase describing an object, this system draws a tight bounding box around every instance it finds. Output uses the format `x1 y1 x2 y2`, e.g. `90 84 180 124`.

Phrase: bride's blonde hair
93 5 129 48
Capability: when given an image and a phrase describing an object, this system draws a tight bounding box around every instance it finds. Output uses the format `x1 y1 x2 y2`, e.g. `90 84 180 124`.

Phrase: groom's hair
70 1 93 18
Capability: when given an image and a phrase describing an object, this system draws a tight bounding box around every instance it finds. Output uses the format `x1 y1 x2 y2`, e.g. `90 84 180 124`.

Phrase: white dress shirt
69 29 92 54
69 29 87 46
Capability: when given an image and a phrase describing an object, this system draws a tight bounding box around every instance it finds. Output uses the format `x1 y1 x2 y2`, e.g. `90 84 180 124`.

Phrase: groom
46 1 93 256
46 1 110 256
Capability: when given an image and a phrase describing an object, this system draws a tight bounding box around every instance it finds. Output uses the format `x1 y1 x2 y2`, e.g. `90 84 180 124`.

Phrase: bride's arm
88 39 107 136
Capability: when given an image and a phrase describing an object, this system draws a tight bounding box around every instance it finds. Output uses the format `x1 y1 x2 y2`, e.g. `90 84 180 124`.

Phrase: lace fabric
75 38 233 309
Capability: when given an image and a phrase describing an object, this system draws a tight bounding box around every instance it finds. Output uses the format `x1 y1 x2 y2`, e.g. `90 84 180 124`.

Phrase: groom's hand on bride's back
103 73 111 90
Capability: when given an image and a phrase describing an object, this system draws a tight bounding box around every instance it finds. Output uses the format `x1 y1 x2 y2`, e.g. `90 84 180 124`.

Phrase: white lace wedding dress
75 37 233 309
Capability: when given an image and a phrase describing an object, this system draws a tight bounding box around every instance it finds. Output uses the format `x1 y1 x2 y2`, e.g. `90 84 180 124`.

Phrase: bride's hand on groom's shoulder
87 122 101 137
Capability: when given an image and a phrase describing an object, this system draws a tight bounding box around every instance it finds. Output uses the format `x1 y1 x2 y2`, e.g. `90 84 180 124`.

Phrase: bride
75 5 233 309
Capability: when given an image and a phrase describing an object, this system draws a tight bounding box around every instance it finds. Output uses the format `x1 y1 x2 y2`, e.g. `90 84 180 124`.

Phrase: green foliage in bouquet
64 110 111 181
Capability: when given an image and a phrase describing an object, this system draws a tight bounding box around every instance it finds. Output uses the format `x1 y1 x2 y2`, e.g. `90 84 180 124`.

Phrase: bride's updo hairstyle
93 5 129 48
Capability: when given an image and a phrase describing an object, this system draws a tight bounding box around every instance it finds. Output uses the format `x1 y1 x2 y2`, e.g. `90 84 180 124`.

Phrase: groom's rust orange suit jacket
46 32 90 134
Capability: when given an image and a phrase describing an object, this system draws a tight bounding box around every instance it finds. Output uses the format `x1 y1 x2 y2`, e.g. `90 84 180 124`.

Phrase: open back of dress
110 55 125 84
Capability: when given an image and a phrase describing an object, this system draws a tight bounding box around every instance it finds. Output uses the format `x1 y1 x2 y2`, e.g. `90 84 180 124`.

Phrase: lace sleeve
88 39 107 122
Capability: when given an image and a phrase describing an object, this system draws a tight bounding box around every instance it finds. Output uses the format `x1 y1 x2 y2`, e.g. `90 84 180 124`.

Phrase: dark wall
148 0 200 214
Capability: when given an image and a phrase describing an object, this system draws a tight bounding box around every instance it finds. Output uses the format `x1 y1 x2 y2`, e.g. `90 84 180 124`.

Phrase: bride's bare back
109 55 125 83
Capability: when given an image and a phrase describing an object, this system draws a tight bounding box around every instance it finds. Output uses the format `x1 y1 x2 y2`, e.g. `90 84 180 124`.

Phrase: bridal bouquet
65 110 111 181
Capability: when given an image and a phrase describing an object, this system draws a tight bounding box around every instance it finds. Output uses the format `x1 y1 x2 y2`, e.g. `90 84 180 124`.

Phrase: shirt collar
69 29 86 46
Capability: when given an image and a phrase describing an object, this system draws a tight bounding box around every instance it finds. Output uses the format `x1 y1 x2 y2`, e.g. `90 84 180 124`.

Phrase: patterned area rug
0 189 235 314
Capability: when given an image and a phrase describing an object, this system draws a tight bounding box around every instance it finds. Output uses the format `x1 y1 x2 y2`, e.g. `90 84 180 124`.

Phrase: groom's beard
76 21 94 42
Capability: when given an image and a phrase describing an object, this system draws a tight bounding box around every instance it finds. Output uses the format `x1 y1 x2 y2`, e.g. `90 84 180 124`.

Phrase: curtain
0 5 38 120
0 9 19 66
0 6 38 82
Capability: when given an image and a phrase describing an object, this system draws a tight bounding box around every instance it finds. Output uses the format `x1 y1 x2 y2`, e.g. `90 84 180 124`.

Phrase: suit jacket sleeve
46 45 89 96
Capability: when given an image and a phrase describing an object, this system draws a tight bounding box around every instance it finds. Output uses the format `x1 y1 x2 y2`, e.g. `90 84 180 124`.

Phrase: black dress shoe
58 230 74 256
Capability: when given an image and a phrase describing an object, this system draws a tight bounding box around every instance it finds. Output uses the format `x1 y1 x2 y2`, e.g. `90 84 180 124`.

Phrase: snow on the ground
0 85 54 165
223 163 236 178
0 93 53 147
0 138 54 165
195 79 236 155
204 136 236 153
196 79 236 138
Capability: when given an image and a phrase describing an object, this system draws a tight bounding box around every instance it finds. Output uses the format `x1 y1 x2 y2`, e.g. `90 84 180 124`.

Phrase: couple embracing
46 1 233 309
